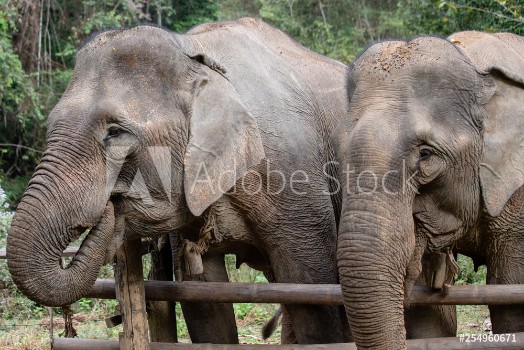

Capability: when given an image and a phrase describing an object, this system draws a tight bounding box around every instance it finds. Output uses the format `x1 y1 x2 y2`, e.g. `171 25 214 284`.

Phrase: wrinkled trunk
7 149 114 307
338 174 414 349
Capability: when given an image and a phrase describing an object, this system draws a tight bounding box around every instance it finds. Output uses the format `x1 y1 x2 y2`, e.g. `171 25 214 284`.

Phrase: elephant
6 18 352 344
333 31 524 349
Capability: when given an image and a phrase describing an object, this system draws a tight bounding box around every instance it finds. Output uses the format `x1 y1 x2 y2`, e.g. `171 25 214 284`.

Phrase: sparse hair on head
75 23 171 61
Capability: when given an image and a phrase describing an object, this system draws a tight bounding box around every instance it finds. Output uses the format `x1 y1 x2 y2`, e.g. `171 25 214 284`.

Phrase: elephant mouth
414 216 462 252
64 201 122 267
61 226 91 267
69 225 91 240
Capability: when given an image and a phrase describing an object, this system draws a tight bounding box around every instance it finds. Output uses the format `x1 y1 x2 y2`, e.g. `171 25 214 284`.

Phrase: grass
0 254 282 348
457 305 491 335
0 250 491 348
0 298 282 349
454 254 491 336
0 289 281 349
0 285 123 349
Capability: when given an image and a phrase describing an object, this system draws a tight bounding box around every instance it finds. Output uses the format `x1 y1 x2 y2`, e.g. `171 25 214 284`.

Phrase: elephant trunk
337 172 415 350
7 150 114 307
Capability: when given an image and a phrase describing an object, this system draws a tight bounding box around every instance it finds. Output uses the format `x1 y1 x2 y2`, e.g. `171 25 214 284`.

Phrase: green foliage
0 4 45 184
234 302 255 320
1 0 522 206
0 185 13 239
254 0 411 63
225 254 268 283
73 297 119 316
403 0 524 36
0 185 13 285
0 7 26 119
455 254 487 285
170 0 219 32
174 303 189 338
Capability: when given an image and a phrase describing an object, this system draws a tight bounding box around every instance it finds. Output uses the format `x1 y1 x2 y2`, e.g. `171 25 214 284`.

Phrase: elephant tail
262 307 282 339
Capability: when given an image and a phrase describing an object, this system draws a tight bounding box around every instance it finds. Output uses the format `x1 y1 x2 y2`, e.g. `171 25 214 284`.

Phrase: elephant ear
449 31 524 216
182 59 265 217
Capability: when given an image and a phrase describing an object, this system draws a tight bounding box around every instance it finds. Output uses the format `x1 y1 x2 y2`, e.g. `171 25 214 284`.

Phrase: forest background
1 0 523 195
0 0 523 348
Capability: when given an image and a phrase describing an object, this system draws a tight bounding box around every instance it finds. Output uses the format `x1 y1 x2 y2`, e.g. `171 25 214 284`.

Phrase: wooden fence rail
3 245 524 349
3 247 524 306
52 334 524 350
87 279 524 306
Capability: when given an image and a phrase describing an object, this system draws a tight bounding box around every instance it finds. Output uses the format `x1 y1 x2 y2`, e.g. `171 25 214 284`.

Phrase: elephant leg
486 241 524 334
280 305 297 344
279 295 350 343
405 305 456 338
485 235 524 333
405 254 456 338
180 253 239 343
147 234 178 342
268 247 351 343
261 270 297 344
485 191 524 334
489 302 524 333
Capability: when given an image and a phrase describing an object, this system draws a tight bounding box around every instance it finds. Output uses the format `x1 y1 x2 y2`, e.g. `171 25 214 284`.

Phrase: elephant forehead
51 30 186 127
350 42 482 129
49 81 178 130
353 36 475 85
78 26 176 58
75 26 185 80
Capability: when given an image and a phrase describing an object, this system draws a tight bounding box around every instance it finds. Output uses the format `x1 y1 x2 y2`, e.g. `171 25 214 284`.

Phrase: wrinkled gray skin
334 31 524 349
7 18 351 344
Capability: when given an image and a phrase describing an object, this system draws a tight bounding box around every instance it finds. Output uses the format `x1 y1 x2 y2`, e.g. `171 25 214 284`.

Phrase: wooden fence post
147 235 178 343
115 238 150 350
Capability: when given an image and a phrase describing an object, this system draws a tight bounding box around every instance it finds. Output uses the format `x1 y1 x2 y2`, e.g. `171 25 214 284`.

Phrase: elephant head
7 25 264 307
334 32 524 349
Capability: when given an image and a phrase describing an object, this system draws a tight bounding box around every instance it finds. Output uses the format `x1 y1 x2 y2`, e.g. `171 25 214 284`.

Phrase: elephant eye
419 148 432 161
107 126 122 138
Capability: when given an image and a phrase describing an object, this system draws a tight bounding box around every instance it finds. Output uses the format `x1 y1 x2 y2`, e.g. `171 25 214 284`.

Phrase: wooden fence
51 336 524 350
2 242 524 349
86 279 524 306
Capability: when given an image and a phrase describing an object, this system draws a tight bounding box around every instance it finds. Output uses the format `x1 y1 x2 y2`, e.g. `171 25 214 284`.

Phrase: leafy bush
225 254 268 283
0 185 13 284
0 185 13 240
455 254 487 285
404 0 523 36
0 3 46 182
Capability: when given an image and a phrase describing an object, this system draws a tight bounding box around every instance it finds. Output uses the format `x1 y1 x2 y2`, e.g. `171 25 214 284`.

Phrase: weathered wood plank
114 238 150 350
53 332 524 350
147 235 178 343
86 280 524 306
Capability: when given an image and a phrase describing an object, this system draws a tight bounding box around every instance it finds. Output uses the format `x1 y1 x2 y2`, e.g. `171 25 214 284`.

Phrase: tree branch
0 144 44 154
451 3 524 24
